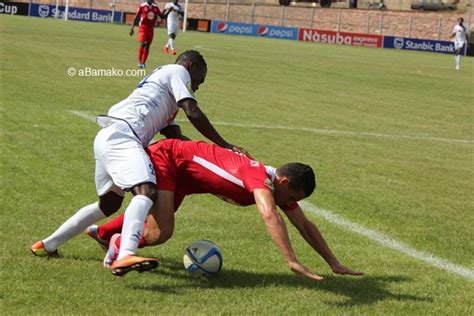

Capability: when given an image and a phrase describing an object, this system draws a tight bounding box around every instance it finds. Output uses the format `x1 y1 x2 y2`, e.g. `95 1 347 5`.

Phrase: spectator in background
130 0 165 68
163 0 184 55
450 17 468 70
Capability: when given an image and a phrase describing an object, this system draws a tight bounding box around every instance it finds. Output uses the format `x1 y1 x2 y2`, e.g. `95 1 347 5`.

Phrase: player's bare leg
143 190 176 246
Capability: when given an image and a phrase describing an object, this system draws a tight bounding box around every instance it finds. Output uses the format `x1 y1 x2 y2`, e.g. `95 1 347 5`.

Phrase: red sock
98 214 125 241
114 234 146 249
142 47 149 64
138 46 144 64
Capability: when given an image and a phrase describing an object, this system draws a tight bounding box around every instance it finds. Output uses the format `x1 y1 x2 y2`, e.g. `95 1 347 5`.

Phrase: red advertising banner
298 28 383 48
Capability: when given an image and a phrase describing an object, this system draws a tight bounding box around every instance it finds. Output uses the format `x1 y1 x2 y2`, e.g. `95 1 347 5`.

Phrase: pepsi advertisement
383 36 465 55
211 20 297 41
30 4 123 23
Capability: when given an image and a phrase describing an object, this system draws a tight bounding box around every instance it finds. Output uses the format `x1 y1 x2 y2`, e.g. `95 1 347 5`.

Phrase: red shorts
138 28 154 44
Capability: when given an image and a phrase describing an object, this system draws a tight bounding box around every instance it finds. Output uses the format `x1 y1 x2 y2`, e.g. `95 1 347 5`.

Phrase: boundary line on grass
69 110 474 281
300 201 474 282
69 110 473 145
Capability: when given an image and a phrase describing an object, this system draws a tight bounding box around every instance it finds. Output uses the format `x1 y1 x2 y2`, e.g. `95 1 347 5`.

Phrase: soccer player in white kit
450 17 469 70
163 0 184 55
31 50 251 276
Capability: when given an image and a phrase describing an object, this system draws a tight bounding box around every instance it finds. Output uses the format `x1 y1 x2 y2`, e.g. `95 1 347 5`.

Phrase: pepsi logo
258 26 268 36
217 22 228 33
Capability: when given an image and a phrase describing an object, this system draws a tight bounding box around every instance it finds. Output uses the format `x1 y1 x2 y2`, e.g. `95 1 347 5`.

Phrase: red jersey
134 2 161 30
146 139 298 211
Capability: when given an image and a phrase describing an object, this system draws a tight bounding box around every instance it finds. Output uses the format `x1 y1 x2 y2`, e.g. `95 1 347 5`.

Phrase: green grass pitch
1 14 473 314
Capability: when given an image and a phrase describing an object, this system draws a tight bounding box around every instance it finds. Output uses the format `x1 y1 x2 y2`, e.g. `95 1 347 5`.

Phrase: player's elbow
259 208 280 226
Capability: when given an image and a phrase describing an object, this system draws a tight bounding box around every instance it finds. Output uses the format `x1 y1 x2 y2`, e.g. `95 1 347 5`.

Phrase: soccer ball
183 240 223 276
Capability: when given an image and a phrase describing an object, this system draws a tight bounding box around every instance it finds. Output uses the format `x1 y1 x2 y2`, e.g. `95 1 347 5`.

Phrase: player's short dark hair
176 50 207 69
278 163 316 197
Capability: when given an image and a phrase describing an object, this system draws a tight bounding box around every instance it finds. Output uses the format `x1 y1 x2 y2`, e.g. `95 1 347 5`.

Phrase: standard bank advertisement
30 4 123 23
383 36 465 55
211 20 298 40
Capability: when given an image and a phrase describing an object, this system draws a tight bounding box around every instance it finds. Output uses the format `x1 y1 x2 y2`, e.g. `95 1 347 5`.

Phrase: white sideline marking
69 110 96 122
300 201 474 282
183 120 473 145
69 110 473 145
69 110 474 281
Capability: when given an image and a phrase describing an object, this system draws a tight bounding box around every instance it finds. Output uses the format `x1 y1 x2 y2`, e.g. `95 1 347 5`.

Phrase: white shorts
94 122 156 197
168 24 178 35
454 41 465 50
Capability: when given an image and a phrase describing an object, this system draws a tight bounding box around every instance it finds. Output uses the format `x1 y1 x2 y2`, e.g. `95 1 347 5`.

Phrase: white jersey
165 2 182 31
452 24 467 43
105 64 195 146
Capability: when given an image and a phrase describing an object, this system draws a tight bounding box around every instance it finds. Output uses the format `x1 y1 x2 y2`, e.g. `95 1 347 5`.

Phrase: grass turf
1 14 473 315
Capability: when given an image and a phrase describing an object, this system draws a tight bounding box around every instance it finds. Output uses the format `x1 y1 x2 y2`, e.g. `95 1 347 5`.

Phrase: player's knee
170 34 176 39
99 192 124 216
131 183 157 202
145 227 173 246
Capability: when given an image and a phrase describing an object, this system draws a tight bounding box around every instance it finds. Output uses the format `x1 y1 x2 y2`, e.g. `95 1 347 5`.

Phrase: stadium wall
7 0 472 41
2 1 470 55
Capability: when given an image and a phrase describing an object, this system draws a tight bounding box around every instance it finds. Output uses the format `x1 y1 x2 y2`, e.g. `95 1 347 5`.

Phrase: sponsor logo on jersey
257 26 269 36
217 22 228 33
264 178 274 191
147 10 155 20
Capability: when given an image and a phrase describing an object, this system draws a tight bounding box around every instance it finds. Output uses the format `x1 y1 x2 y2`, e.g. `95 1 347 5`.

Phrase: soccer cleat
456 65 460 70
103 233 120 268
85 225 109 251
110 255 159 277
138 63 145 69
163 46 169 54
171 49 176 55
31 241 59 257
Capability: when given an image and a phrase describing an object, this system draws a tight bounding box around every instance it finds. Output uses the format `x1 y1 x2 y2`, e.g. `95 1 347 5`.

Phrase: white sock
117 195 153 260
169 38 174 50
455 55 460 67
43 202 105 252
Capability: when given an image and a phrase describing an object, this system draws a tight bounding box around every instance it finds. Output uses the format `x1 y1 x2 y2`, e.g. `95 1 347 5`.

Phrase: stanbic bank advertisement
383 36 465 55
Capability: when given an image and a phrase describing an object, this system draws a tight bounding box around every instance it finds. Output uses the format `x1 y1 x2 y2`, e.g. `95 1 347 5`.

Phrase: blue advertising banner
383 36 465 55
30 3 122 23
211 20 297 40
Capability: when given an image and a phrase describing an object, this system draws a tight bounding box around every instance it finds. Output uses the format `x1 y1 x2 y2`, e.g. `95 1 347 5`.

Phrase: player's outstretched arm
253 189 323 281
179 98 251 157
283 205 364 276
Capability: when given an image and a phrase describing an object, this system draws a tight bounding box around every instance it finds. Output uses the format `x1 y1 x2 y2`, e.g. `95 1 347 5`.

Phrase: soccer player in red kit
87 139 363 279
130 0 164 68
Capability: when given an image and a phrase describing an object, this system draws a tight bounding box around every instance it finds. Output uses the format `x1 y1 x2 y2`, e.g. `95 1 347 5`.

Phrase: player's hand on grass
129 29 134 36
289 261 323 281
331 262 364 276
